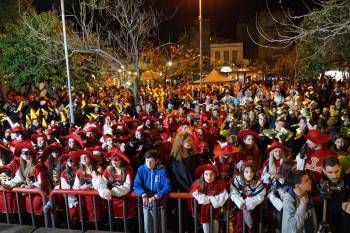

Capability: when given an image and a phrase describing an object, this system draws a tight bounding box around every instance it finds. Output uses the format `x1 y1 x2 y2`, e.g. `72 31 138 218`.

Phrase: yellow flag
30 109 38 120
90 113 98 120
81 100 86 109
116 104 122 113
17 101 23 112
41 108 48 117
87 114 92 121
60 112 67 122
64 105 69 113
35 108 41 117
26 115 31 128
42 118 48 128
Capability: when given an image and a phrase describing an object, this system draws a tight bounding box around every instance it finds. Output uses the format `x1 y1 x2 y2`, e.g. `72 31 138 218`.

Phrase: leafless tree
249 0 350 52
22 0 176 103
88 0 163 102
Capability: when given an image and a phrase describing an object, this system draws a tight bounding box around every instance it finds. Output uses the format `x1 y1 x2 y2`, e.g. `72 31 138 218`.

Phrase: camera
318 178 344 200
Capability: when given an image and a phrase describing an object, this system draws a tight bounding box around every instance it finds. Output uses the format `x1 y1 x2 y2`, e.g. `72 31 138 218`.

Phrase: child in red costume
98 147 136 220
190 163 228 233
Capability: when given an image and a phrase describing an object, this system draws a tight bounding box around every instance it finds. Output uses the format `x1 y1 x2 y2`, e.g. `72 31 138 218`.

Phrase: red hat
237 129 259 143
42 142 63 158
31 133 47 143
85 126 98 133
112 122 127 131
74 149 100 163
141 115 155 123
44 128 54 135
137 112 151 122
9 125 26 134
121 115 133 122
34 128 43 134
7 139 18 148
61 134 85 148
104 147 130 164
14 141 38 157
125 119 142 127
60 151 81 164
267 141 290 152
304 129 331 145
213 143 240 157
102 134 115 141
45 124 61 135
87 146 105 157
102 112 116 120
194 163 218 178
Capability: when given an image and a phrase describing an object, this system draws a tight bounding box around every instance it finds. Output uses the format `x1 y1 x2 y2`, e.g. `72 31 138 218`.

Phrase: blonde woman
2 142 48 216
260 141 290 184
170 132 201 233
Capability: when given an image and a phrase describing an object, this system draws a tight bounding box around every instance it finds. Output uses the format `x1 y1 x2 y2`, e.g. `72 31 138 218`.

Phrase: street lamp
60 0 74 125
198 0 203 101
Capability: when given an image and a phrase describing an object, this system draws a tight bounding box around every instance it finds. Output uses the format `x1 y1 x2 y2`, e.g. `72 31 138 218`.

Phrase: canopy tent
140 70 159 81
194 69 231 83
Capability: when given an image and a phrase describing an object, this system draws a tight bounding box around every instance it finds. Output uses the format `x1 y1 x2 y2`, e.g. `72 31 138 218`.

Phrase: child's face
243 135 255 146
68 138 76 148
334 138 345 150
111 157 122 168
244 167 255 182
204 170 215 184
37 137 45 147
271 148 282 160
145 157 156 169
80 154 90 165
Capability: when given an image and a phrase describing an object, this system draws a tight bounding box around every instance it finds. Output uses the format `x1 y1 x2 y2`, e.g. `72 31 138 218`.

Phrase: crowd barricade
0 188 267 233
0 187 49 228
48 190 235 233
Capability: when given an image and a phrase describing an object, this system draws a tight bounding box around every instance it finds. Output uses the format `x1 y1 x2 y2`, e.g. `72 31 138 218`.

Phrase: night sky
33 0 311 41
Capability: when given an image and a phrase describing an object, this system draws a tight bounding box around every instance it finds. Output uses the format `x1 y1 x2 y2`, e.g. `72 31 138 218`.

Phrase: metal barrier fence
0 187 49 228
48 190 232 233
0 188 266 233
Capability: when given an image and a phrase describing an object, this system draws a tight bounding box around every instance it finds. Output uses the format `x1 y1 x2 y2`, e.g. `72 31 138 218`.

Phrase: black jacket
171 155 201 192
320 174 350 233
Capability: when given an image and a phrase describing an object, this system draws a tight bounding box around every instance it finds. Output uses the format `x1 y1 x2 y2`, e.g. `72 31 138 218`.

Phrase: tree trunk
133 77 140 104
133 56 141 104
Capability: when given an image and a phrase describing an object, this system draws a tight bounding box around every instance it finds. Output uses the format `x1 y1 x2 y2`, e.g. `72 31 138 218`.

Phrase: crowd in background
0 77 350 233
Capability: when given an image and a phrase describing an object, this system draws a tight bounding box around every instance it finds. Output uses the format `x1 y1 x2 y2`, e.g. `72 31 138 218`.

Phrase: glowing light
220 66 232 73
324 70 349 81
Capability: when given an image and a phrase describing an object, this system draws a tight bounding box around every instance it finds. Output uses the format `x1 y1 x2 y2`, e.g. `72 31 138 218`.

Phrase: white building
210 43 245 68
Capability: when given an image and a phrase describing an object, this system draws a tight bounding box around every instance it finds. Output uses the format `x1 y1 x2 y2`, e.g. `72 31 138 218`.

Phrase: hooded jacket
281 187 317 233
133 163 171 200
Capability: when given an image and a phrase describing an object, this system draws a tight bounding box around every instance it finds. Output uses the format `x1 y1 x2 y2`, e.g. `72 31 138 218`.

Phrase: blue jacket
133 163 172 200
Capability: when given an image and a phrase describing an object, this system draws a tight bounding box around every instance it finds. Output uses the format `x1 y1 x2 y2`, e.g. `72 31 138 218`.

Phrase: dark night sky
33 0 310 41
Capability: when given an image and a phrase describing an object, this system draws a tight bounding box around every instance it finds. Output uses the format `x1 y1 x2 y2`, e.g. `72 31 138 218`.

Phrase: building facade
210 43 244 68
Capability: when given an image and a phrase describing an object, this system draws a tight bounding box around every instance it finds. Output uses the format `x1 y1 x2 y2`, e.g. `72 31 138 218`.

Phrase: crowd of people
0 77 350 233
